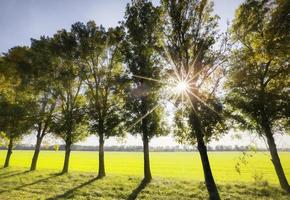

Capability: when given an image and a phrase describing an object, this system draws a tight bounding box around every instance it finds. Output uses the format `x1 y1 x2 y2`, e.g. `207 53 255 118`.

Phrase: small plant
234 151 253 175
53 144 59 151
252 172 268 186
234 144 257 175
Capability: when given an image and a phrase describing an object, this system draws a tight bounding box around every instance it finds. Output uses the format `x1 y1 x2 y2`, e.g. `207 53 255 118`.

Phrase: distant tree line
2 144 290 152
0 0 289 198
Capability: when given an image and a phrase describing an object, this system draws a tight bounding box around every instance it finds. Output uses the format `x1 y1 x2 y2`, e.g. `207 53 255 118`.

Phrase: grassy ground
0 150 289 184
0 168 289 200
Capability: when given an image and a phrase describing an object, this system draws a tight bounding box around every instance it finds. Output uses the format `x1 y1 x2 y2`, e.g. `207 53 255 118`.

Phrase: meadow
0 151 289 184
0 151 289 199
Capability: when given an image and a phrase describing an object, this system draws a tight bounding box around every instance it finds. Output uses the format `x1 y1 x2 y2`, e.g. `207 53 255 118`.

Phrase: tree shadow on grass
46 176 101 200
126 179 150 200
0 170 30 180
0 172 61 194
0 168 19 176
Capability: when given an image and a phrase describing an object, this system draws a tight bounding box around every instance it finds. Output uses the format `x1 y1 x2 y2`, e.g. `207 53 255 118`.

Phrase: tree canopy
226 0 290 192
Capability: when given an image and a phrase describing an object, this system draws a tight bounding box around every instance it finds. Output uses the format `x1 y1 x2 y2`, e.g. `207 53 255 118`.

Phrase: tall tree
161 0 228 199
123 0 167 182
0 47 35 168
29 37 58 171
72 21 126 178
226 0 290 192
51 30 88 174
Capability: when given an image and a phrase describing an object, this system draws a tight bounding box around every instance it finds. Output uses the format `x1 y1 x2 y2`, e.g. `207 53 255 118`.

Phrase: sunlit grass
0 151 289 184
0 168 289 200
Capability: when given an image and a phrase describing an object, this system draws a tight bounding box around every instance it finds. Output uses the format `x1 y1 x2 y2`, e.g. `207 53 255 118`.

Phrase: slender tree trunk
30 135 43 171
62 138 72 174
197 138 220 200
190 110 220 200
258 86 290 192
97 132 105 178
4 138 13 168
142 132 152 182
263 124 290 192
140 99 152 182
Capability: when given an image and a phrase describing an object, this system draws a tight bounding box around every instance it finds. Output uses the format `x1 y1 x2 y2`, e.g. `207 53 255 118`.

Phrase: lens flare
127 45 221 130
174 80 189 94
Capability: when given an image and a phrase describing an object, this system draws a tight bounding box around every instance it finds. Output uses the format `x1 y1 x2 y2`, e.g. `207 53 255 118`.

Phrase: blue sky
0 0 242 53
1 0 289 148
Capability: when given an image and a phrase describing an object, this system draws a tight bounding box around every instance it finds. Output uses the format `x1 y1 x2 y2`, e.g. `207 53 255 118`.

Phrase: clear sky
0 0 242 54
1 0 289 148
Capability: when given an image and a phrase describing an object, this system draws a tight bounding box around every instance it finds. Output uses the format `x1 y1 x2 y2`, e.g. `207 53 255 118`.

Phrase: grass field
0 169 290 200
0 151 289 199
0 150 289 184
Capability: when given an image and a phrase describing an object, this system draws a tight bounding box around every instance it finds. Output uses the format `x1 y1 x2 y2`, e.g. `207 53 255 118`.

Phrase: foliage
226 0 290 135
0 47 36 143
123 0 168 138
161 0 228 144
29 37 58 139
174 98 226 145
50 29 88 144
71 21 126 139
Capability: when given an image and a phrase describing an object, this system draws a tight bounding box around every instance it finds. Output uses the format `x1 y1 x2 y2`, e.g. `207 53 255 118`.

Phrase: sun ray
125 88 180 133
132 74 168 85
184 91 195 112
186 89 221 116
127 46 222 131
161 45 182 82
185 41 206 81
125 103 162 132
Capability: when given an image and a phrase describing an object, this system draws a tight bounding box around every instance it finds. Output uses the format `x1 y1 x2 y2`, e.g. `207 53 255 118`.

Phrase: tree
0 47 35 168
71 21 126 178
123 0 167 182
0 99 33 168
161 0 228 199
226 0 290 192
29 37 58 171
50 29 88 174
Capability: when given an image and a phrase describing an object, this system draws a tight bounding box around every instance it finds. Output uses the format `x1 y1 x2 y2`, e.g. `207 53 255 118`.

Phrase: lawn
0 169 290 200
0 150 289 184
0 151 290 199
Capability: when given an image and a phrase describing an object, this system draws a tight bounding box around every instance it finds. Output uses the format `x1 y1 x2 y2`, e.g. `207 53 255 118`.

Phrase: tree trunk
30 136 43 171
4 138 13 168
264 124 290 192
190 110 220 200
197 138 220 200
140 99 152 182
97 132 105 178
142 132 152 182
62 138 72 174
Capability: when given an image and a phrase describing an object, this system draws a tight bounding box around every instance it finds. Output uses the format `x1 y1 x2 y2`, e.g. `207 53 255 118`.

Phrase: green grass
0 151 289 199
0 150 289 184
0 168 289 200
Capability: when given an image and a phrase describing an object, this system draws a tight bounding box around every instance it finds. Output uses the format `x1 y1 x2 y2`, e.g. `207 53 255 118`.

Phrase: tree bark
142 131 152 182
197 138 220 200
140 98 152 182
62 138 72 174
4 138 13 168
190 110 220 200
259 85 290 192
263 123 290 192
97 132 106 178
30 135 43 171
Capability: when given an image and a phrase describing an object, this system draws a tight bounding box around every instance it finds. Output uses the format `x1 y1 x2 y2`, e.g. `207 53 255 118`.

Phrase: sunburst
126 46 220 131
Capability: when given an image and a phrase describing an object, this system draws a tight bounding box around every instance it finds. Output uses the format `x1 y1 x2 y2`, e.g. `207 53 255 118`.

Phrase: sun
174 80 190 94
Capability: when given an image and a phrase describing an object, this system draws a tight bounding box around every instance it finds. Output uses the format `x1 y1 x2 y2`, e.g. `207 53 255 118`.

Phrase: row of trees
0 0 289 199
